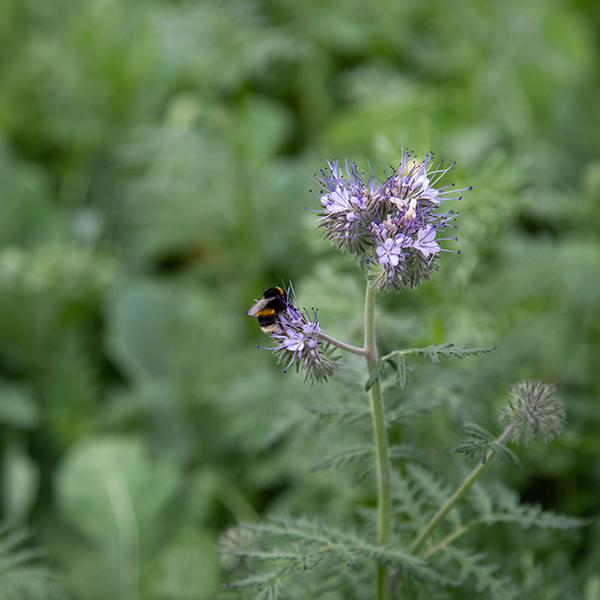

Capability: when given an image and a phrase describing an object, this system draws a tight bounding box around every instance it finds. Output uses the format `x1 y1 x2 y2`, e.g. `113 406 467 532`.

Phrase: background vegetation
1 0 599 598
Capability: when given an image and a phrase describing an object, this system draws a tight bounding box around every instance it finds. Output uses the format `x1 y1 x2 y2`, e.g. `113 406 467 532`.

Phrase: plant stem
364 281 392 600
316 332 367 356
409 425 515 557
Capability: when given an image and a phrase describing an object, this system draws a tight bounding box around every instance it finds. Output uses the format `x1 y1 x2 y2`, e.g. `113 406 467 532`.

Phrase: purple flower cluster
313 151 470 292
261 285 341 384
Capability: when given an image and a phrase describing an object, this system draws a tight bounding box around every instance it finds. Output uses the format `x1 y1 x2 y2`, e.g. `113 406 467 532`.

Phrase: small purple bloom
302 321 321 336
412 225 441 259
376 236 409 268
322 186 352 213
282 329 305 353
405 168 440 204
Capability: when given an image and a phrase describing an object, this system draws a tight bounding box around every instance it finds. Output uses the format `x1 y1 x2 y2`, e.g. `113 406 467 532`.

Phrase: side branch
409 425 516 557
317 332 367 356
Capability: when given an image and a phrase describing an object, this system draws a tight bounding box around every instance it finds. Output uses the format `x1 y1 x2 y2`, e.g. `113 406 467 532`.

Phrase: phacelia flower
376 236 407 268
412 225 441 259
313 151 471 292
250 283 341 384
499 380 567 446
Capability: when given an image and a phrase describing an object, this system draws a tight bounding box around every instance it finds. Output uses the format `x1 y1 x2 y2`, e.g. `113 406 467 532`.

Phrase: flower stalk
408 425 515 557
316 331 368 356
365 281 392 600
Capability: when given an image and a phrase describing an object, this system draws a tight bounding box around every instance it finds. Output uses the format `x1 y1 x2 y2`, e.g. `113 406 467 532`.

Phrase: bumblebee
247 286 287 333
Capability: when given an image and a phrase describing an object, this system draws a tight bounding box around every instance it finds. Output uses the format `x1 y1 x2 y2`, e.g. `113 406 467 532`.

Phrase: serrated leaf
452 423 496 463
305 403 370 425
365 360 388 392
365 354 409 392
479 483 589 531
389 445 433 470
479 506 589 531
0 523 62 599
224 567 292 590
350 462 376 488
387 398 440 425
395 355 409 391
489 442 523 468
381 344 496 366
241 516 444 581
350 445 433 489
408 466 460 526
309 445 373 473
367 344 496 390
453 423 522 467
441 546 515 600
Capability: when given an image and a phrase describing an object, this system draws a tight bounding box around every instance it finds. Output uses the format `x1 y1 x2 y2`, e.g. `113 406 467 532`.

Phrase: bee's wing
246 297 271 317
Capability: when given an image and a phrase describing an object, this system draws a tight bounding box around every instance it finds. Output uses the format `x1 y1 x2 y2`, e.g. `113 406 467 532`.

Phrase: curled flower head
499 380 567 446
218 525 264 572
313 151 471 292
251 283 341 384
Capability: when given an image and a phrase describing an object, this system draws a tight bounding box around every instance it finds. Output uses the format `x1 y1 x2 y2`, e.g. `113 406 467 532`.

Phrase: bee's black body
247 287 287 333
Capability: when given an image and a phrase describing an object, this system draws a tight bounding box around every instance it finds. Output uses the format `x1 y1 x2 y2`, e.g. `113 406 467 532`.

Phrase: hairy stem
365 281 392 600
409 425 515 557
316 332 367 356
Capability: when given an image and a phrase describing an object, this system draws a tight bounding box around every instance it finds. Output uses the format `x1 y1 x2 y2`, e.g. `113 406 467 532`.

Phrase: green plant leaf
366 345 495 390
453 423 522 467
309 445 373 473
54 436 181 598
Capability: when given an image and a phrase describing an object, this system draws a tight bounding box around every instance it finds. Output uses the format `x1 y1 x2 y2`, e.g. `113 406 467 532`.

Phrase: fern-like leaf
224 567 293 590
0 522 63 600
441 546 516 600
365 355 407 392
479 506 588 530
224 567 292 600
350 445 432 489
386 398 441 426
240 516 446 582
366 344 495 390
310 445 373 473
408 466 461 527
389 445 434 470
305 403 370 425
483 483 589 530
452 423 522 467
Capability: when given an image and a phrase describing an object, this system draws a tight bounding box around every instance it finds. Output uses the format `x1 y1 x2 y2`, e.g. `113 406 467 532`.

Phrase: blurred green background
1 0 600 598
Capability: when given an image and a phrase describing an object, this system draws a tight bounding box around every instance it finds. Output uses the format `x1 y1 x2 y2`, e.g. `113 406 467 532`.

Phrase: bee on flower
247 284 341 384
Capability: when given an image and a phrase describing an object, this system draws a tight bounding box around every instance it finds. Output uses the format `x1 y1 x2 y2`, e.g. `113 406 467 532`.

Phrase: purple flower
412 225 441 259
313 150 470 292
376 234 411 267
323 186 353 213
256 283 341 384
281 329 306 353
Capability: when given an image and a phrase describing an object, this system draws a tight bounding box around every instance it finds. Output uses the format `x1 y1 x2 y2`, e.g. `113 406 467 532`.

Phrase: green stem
365 281 392 600
218 480 261 524
422 525 468 560
316 332 367 356
409 425 515 557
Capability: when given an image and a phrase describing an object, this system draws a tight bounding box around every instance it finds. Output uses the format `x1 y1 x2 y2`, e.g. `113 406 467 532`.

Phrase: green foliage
0 523 63 600
468 482 589 532
0 0 599 597
438 547 515 600
366 344 496 391
221 516 449 599
453 423 523 467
